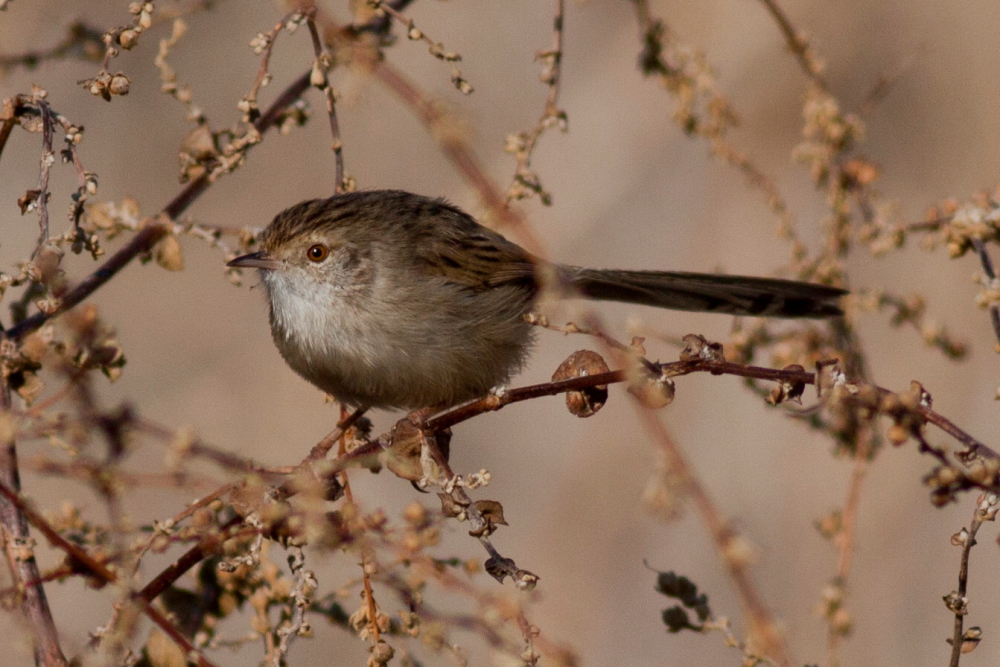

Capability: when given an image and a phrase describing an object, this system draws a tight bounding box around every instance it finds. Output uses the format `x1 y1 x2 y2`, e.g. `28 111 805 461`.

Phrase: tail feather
561 267 846 318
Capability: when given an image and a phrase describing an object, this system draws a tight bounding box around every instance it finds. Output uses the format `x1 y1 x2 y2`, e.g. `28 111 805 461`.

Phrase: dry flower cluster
0 1 999 666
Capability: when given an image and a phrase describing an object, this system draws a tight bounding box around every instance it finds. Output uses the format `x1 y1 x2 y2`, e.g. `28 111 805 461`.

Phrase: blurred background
3 0 1000 664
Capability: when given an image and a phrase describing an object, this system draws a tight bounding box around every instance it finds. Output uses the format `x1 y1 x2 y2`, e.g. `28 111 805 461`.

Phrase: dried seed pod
469 499 507 537
679 333 724 362
108 73 131 96
551 350 610 417
767 364 806 405
437 492 467 519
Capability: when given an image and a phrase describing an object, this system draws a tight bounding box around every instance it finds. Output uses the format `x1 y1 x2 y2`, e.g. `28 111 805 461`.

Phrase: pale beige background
3 1 1000 665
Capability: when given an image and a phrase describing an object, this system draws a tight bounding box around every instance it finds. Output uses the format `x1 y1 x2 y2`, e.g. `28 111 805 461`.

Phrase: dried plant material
468 499 506 537
958 626 982 654
177 124 218 182
767 364 806 405
437 492 466 520
679 333 724 362
154 234 184 271
484 555 517 584
551 350 610 417
815 358 848 400
514 569 539 591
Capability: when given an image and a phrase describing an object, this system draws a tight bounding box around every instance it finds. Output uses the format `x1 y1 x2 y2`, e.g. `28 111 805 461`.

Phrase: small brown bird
228 190 845 410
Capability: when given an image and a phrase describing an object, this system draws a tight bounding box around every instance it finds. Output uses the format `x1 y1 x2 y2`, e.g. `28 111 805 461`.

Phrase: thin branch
503 0 566 205
366 0 474 95
136 515 244 604
31 99 55 257
825 426 873 665
971 238 1000 346
0 389 67 666
0 21 104 74
336 406 381 646
755 0 827 90
947 495 997 667
306 15 346 192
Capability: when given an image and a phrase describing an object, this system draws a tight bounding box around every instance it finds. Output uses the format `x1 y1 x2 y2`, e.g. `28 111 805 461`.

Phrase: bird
228 189 845 410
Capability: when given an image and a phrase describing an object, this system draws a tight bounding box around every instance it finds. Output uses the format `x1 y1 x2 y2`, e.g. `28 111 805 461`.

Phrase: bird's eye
306 244 329 263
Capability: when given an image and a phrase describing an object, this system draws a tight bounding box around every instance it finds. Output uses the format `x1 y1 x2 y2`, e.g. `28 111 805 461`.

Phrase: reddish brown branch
0 415 67 666
421 356 997 475
947 496 995 667
136 514 243 604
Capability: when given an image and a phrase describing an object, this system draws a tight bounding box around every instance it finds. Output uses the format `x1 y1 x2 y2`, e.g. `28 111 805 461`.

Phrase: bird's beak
227 251 281 271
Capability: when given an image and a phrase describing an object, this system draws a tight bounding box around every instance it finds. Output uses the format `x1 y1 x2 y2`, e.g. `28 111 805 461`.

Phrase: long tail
560 267 846 318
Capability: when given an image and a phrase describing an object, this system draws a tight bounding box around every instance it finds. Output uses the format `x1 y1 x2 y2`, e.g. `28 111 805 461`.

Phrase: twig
136 514 244 604
0 22 104 74
273 545 315 664
306 15 347 191
306 406 368 462
504 0 566 205
630 0 805 257
336 405 382 645
371 61 547 256
0 388 67 666
946 494 998 666
367 0 473 95
970 238 1000 346
243 13 295 124
755 0 827 90
30 98 55 257
825 426 872 665
421 356 999 463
